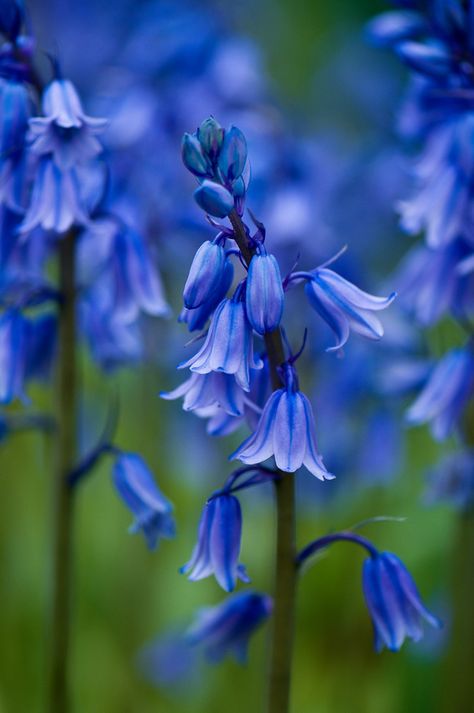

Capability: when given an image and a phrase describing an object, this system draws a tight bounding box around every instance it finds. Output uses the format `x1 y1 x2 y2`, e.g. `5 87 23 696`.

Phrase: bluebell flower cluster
161 116 397 664
369 0 474 491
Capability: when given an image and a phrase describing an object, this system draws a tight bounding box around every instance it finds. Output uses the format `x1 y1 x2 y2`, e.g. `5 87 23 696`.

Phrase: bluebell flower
179 295 262 391
183 238 227 310
112 452 175 550
366 10 427 47
181 132 212 178
0 78 31 212
217 125 247 184
28 79 107 171
246 246 284 335
406 346 474 440
78 217 169 324
303 267 396 351
231 363 333 480
179 257 234 332
197 116 224 162
161 371 245 417
363 551 441 652
186 591 272 662
181 494 249 592
194 180 234 218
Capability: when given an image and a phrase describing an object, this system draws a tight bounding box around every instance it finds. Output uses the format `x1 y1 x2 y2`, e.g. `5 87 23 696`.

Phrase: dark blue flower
246 246 284 335
0 78 31 212
217 125 247 184
406 346 474 440
181 132 212 178
0 0 24 41
161 371 245 417
363 551 441 652
112 452 175 550
0 307 28 403
185 591 272 662
194 180 234 218
197 116 224 163
231 363 333 480
304 267 396 351
181 494 249 592
366 10 427 47
179 296 262 391
183 238 227 310
179 257 234 332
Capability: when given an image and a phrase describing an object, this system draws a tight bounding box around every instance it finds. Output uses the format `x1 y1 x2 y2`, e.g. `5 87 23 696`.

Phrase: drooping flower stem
49 230 78 713
229 209 296 713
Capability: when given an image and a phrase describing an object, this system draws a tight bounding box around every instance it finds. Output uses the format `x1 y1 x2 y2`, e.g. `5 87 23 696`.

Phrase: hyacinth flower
183 237 228 310
246 244 284 335
112 452 176 550
161 371 245 417
406 346 474 441
179 290 263 391
298 531 441 653
0 77 31 212
181 494 249 592
231 362 333 480
179 256 234 332
186 591 273 662
21 77 107 233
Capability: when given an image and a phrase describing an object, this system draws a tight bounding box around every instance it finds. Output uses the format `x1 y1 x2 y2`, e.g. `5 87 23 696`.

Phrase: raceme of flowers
159 116 438 660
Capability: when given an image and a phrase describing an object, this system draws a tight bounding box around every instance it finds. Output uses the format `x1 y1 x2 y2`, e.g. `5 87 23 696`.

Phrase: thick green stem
49 232 77 713
229 210 297 713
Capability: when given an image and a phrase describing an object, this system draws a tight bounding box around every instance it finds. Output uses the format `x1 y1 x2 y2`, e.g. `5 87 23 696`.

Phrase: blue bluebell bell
231 363 333 480
197 116 224 163
181 132 212 178
183 238 227 310
186 591 272 662
0 78 31 212
218 125 247 184
366 10 427 47
161 371 245 417
181 494 249 592
179 295 262 391
303 268 396 351
406 346 474 440
193 180 234 218
0 1 23 40
179 257 234 332
112 452 175 550
362 551 441 652
246 246 284 335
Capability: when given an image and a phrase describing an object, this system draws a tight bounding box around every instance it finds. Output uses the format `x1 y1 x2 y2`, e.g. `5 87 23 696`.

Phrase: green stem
229 210 297 713
49 232 77 713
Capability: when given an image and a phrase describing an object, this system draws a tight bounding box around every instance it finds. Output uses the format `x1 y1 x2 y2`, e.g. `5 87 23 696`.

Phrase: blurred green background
0 1 463 711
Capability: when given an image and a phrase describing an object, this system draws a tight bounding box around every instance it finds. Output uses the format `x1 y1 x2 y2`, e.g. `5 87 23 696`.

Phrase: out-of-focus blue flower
78 217 169 324
246 246 284 335
303 267 395 352
112 452 175 550
0 0 24 41
366 10 427 47
181 132 212 178
179 257 234 332
179 295 262 391
183 238 227 310
0 78 31 212
363 551 441 652
231 363 333 480
21 78 107 234
406 346 474 440
186 591 272 662
194 180 234 218
424 450 474 512
181 494 249 592
161 371 245 417
28 79 107 171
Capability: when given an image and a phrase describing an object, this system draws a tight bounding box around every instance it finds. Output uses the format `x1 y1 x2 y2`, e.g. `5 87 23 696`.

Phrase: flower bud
183 239 226 309
246 249 284 335
181 132 212 178
218 125 247 183
194 180 234 218
197 116 224 162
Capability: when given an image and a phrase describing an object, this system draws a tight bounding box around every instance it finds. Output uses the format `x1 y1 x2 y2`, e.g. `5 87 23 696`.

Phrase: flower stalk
229 209 296 713
49 230 78 713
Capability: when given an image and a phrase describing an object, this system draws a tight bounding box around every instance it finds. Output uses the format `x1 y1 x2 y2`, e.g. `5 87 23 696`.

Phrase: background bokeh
0 1 461 711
